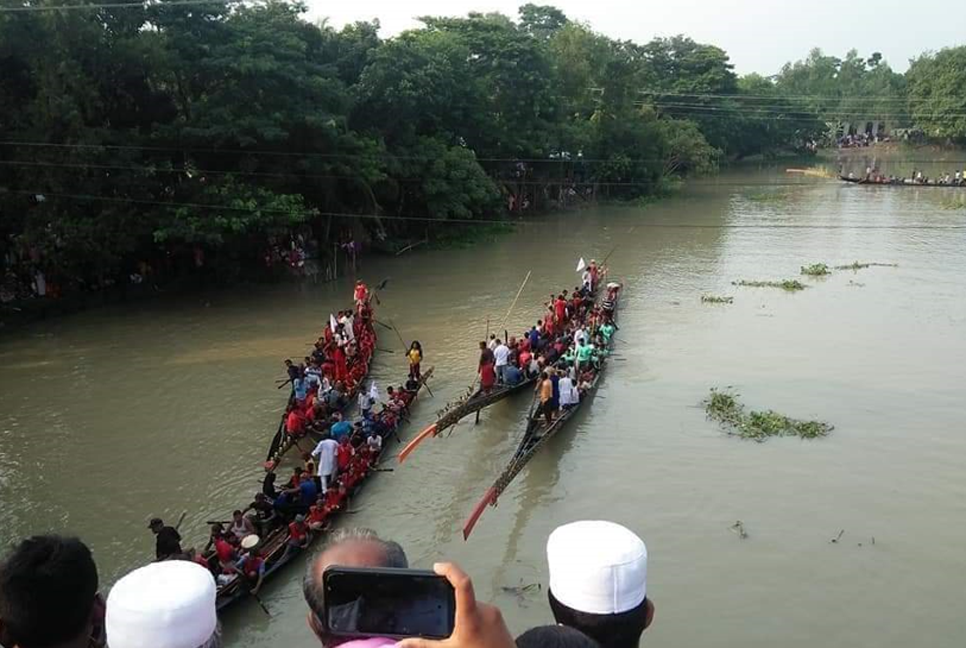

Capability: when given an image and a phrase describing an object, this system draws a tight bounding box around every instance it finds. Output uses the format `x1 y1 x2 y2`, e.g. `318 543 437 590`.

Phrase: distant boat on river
839 175 966 188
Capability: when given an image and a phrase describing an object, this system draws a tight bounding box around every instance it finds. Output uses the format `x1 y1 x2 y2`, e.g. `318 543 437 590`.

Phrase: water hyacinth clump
703 388 833 442
701 295 734 304
732 279 807 292
801 263 831 276
833 261 899 271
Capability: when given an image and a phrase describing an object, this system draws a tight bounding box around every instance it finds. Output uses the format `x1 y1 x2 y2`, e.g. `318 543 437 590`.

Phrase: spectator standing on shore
546 521 654 648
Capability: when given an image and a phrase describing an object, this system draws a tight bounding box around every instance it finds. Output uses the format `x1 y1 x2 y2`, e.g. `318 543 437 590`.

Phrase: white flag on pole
329 313 338 333
576 257 586 273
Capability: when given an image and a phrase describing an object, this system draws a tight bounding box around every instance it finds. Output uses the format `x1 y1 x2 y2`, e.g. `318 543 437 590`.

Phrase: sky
303 0 964 75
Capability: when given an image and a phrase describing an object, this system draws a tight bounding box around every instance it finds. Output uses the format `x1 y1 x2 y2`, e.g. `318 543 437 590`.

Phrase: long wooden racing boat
265 308 378 467
398 285 600 464
397 376 536 462
461 283 624 540
212 367 433 610
840 175 966 188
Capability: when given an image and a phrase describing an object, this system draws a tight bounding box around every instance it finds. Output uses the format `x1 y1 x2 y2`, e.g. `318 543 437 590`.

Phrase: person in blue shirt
329 413 353 440
528 325 540 349
504 364 524 386
297 474 318 509
294 378 308 403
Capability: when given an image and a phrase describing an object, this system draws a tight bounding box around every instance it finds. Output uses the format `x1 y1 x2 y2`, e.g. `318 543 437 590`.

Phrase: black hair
548 590 648 648
0 535 98 648
516 625 600 648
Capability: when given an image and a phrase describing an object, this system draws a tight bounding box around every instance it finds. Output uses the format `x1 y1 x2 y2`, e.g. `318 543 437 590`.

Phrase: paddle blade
462 487 496 540
397 423 437 463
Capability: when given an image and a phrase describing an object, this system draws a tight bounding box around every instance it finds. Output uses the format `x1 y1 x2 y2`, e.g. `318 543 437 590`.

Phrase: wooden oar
499 270 531 331
397 423 437 463
251 591 271 616
370 277 390 305
174 510 188 532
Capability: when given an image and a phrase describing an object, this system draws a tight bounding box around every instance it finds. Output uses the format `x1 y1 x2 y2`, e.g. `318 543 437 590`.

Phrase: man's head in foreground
547 521 654 648
302 528 408 648
0 535 101 648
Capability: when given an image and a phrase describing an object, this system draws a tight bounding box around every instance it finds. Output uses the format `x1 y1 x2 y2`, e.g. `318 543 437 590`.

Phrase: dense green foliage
907 47 966 140
0 1 962 293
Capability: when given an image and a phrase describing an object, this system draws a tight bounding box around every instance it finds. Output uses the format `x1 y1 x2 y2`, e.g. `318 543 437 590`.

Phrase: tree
518 3 568 39
907 47 966 141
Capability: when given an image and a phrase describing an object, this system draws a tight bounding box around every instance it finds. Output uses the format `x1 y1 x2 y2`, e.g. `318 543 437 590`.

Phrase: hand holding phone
395 563 515 648
322 567 456 640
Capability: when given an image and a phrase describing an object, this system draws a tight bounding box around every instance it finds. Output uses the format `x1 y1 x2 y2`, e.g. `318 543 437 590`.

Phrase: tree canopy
1 1 961 292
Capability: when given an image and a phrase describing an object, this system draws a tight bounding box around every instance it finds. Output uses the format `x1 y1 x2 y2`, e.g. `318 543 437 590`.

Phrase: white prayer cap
547 520 647 615
107 561 217 648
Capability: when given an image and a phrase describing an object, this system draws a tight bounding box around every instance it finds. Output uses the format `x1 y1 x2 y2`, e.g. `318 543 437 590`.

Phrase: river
1 162 964 648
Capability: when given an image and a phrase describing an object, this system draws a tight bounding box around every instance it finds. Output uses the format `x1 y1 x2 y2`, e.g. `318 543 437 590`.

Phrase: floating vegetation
703 388 833 442
939 197 966 211
701 295 734 304
732 279 807 292
730 520 749 540
800 263 831 276
833 261 899 271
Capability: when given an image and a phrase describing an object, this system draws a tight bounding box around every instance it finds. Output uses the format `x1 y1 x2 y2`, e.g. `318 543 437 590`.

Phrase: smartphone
322 566 456 640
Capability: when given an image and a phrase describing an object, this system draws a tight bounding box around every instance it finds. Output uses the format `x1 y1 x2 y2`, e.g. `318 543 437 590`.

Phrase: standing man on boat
479 341 496 392
493 339 510 385
148 517 183 561
537 372 554 425
311 434 339 493
353 280 369 310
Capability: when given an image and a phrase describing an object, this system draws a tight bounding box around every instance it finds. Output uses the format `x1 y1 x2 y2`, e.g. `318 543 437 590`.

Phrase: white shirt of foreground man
547 520 646 614
106 560 219 648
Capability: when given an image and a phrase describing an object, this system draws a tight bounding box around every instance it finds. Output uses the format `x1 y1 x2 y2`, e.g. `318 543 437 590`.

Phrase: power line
648 103 951 119
638 90 966 102
0 0 242 12
7 189 965 229
0 140 636 165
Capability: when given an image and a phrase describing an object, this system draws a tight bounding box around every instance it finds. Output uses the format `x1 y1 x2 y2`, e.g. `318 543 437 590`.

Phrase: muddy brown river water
1 163 964 648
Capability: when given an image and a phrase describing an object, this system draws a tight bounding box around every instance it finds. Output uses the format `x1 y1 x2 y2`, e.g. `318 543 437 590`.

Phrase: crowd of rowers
278 280 380 439
147 280 427 595
185 373 422 595
849 167 966 185
477 261 619 424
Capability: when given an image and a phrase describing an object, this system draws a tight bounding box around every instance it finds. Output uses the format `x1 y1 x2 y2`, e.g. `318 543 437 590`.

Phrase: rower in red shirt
553 295 568 330
337 436 354 472
287 515 310 553
286 408 305 437
307 497 327 531
324 482 346 514
354 280 369 308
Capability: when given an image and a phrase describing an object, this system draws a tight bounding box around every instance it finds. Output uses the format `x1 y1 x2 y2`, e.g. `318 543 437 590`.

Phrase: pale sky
304 0 964 75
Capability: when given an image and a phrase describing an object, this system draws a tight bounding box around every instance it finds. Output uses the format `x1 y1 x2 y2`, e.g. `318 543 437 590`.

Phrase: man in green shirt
599 322 616 344
575 339 594 375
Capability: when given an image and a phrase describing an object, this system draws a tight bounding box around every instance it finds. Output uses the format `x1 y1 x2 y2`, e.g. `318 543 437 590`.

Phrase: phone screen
323 567 456 639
